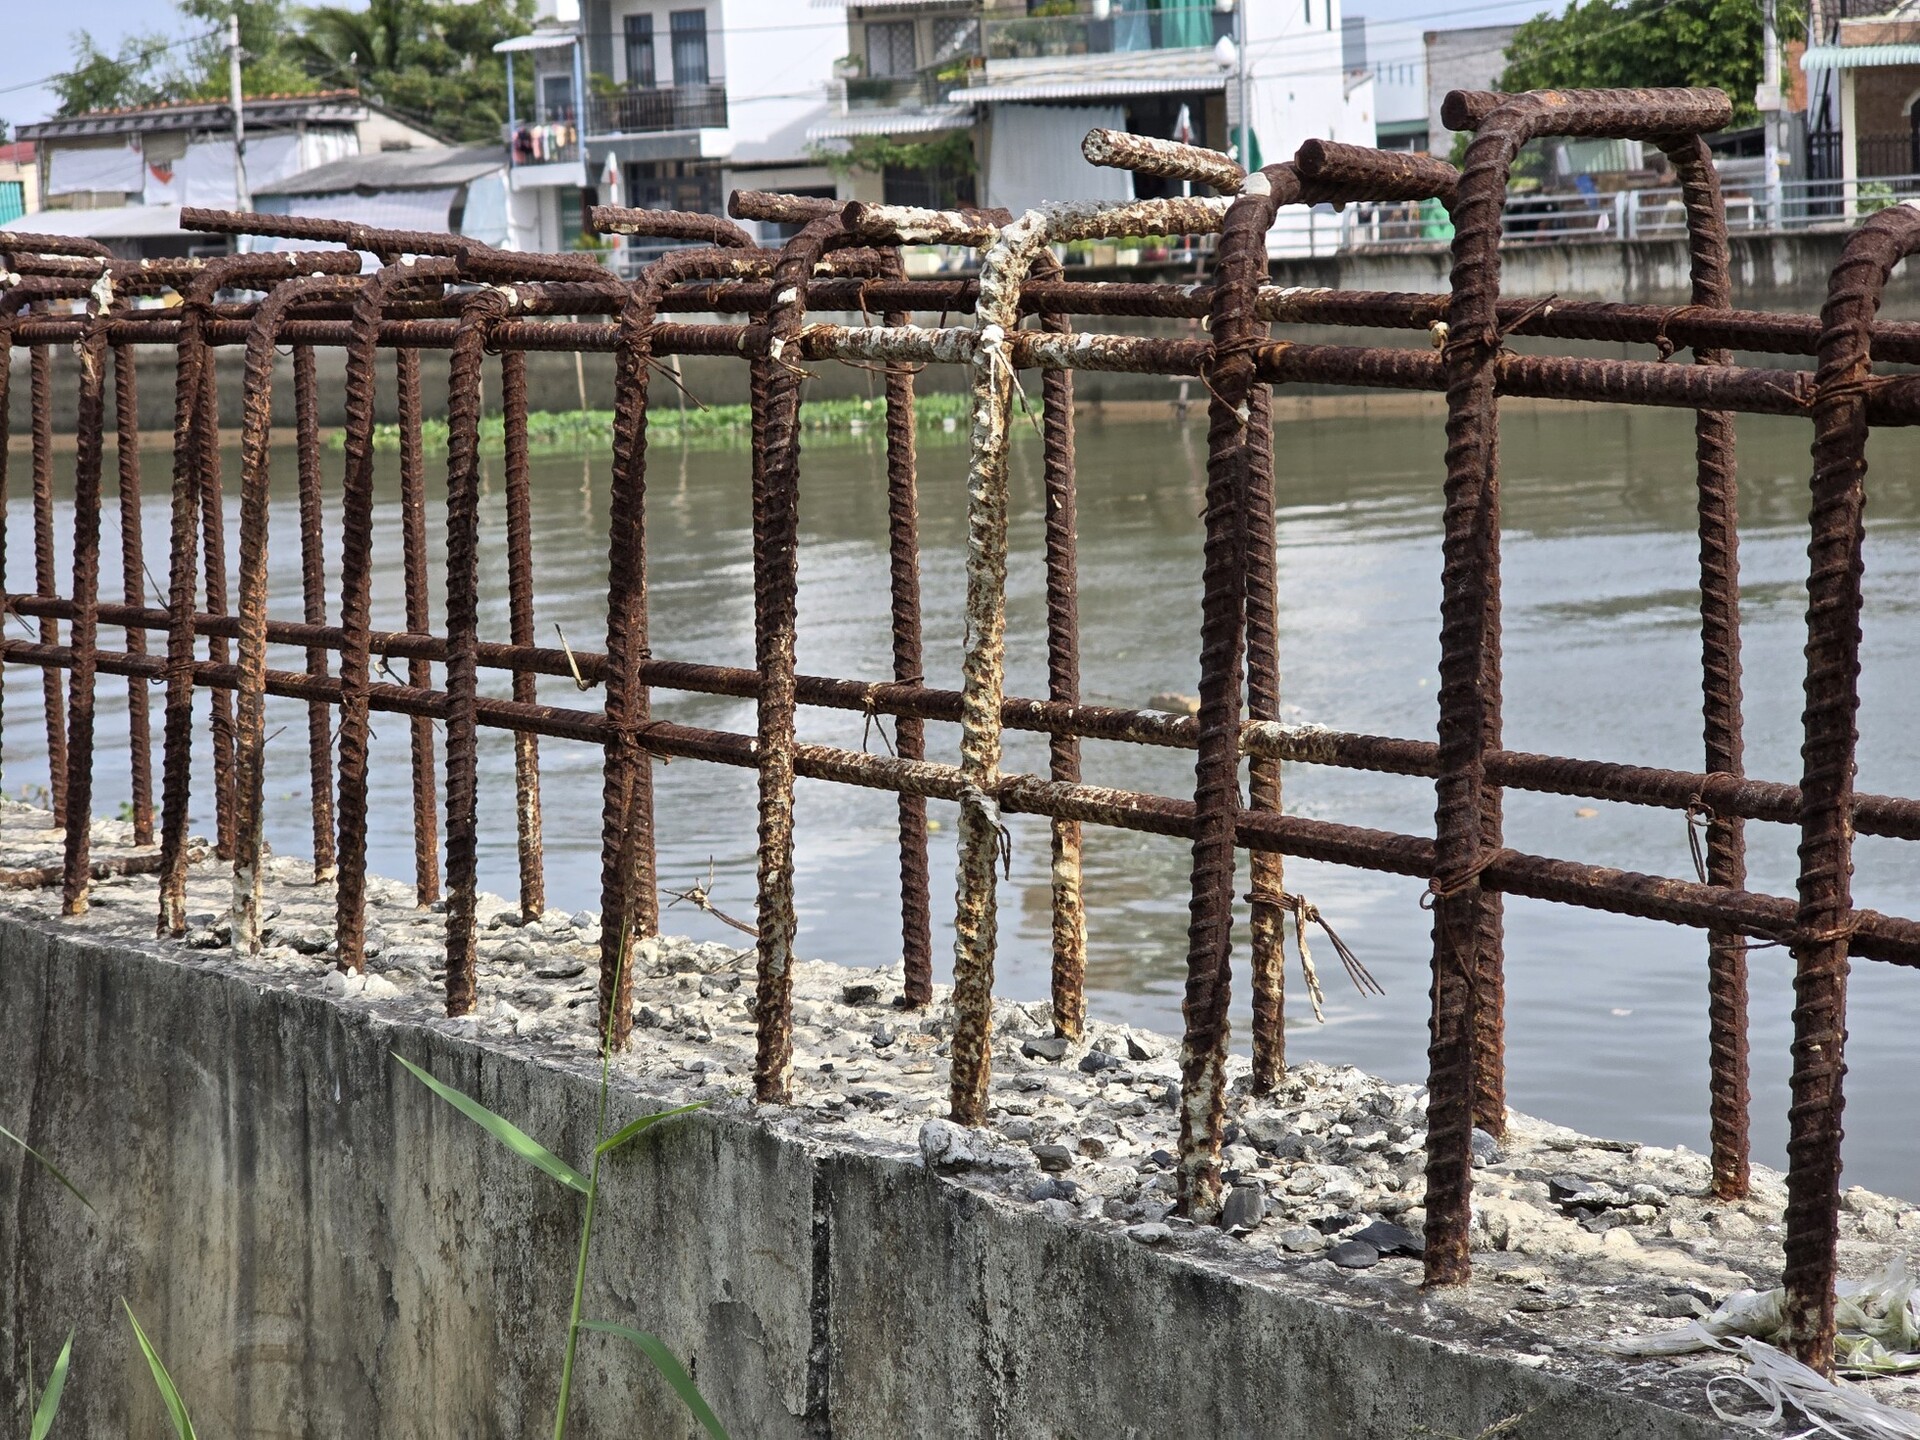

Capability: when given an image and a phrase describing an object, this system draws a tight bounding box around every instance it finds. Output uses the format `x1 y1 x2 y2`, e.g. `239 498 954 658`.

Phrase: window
623 159 723 215
866 21 917 77
625 14 656 88
539 71 574 121
670 10 710 86
931 16 978 65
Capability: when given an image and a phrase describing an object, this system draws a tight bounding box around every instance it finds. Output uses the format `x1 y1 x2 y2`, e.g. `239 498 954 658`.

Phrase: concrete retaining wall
0 910 1744 1438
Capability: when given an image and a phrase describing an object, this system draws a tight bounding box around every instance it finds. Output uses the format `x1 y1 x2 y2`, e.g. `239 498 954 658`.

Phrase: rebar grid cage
2 87 1915 1370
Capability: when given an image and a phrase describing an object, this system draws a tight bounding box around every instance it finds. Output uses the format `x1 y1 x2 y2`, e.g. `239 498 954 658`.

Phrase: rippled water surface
9 401 1920 1196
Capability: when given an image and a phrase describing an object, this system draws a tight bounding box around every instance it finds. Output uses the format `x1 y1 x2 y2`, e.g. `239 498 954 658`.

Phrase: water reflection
6 401 1918 1196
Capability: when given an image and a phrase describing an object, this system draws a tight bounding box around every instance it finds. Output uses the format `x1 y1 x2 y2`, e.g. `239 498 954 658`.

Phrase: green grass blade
1 1121 94 1210
594 1102 704 1158
580 1321 729 1439
29 1329 74 1440
393 1053 588 1194
121 1302 196 1440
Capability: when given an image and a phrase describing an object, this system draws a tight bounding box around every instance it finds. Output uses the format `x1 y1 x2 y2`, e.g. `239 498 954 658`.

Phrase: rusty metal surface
4 108 1915 1371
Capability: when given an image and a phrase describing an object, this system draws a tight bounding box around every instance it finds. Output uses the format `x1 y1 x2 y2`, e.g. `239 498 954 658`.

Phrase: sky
1 0 1555 138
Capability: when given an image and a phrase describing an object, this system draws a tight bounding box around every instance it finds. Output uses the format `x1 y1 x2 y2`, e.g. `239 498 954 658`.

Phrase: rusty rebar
751 215 844 1104
882 284 936 1011
1039 299 1088 1041
1424 85 1735 1287
31 346 67 826
1782 202 1920 1372
231 278 357 949
1660 133 1752 1203
333 260 458 970
113 329 154 846
442 287 515 1015
293 345 338 880
198 344 237 864
59 308 111 913
396 345 440 904
501 348 546 921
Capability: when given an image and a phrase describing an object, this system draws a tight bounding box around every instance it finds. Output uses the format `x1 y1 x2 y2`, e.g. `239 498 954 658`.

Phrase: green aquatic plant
329 392 974 454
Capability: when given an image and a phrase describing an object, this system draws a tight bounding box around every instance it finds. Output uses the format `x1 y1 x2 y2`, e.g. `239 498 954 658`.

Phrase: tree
289 0 534 143
1497 0 1804 128
52 32 169 116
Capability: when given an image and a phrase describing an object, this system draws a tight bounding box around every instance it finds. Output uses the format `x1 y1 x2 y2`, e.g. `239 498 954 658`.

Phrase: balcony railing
982 3 1230 60
565 83 728 136
838 70 966 113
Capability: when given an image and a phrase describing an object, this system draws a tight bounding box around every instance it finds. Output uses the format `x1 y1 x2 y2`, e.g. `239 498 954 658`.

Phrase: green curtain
1156 0 1214 49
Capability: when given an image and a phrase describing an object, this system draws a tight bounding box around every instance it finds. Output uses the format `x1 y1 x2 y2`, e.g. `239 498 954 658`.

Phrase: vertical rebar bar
395 345 439 904
198 354 237 862
157 296 210 935
1662 134 1752 1203
1183 205 1264 1214
501 348 546 921
442 290 511 1015
31 346 67 826
883 294 935 1011
752 217 843 1104
1783 202 1919 1372
114 331 155 845
59 315 110 914
293 344 337 881
1038 304 1087 1041
333 263 454 969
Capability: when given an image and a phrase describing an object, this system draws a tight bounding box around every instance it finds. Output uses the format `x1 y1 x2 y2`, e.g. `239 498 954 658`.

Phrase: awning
961 73 1228 103
1800 43 1920 69
807 108 971 141
2 204 183 240
494 30 580 54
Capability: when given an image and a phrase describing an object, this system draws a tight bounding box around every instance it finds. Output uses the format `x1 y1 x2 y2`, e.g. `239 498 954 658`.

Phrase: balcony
839 70 964 113
982 2 1230 61
517 83 729 147
585 83 728 136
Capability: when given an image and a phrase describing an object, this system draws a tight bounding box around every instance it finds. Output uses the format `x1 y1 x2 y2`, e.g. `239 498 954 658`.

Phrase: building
0 141 36 224
12 91 446 258
806 2 984 211
495 0 840 256
1346 16 1428 152
1802 0 1920 193
252 146 530 253
1423 23 1515 159
807 0 1370 224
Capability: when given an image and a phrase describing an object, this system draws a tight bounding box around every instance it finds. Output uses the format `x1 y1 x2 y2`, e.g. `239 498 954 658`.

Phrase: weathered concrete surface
2 804 1915 1437
0 911 1741 1440
1266 230 1880 313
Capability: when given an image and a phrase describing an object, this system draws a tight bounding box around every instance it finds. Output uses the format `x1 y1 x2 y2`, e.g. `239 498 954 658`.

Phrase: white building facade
501 0 840 259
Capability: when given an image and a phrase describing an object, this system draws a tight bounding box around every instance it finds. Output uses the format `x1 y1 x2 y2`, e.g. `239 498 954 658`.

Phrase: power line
0 28 221 101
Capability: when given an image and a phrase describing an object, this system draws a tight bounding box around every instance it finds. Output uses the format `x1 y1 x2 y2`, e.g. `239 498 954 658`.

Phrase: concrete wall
0 913 1744 1438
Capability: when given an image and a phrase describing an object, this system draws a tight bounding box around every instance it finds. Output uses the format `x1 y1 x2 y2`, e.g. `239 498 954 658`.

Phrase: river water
7 401 1918 1197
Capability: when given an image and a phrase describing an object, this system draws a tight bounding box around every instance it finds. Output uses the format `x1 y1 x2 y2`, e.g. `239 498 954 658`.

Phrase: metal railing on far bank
4 88 1919 1377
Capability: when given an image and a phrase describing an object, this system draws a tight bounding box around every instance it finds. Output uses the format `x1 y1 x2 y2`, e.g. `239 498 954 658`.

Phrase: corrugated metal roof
1801 42 1920 68
254 145 505 197
807 108 971 141
20 92 368 141
494 30 581 53
960 73 1227 103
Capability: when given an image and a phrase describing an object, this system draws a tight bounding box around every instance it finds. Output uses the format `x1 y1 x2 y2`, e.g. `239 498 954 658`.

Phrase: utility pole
1759 0 1784 229
229 8 252 214
1238 1 1252 174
